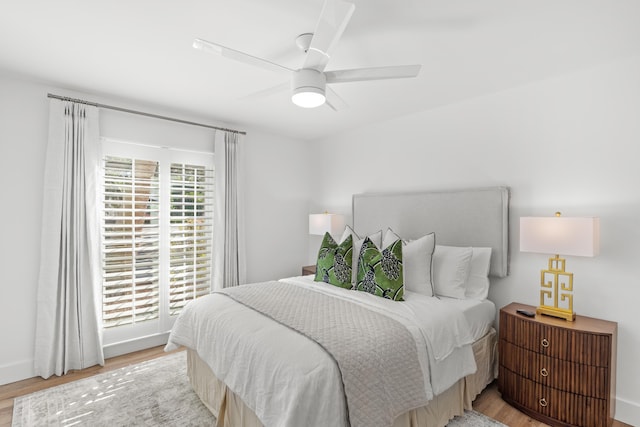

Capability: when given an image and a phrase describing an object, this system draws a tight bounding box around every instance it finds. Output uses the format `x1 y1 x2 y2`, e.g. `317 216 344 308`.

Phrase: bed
166 186 510 427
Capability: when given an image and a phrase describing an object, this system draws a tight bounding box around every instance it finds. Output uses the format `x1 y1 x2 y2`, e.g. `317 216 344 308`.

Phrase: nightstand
302 265 316 276
498 302 617 427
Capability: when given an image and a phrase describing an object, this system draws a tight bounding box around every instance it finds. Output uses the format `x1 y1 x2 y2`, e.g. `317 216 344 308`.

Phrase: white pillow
433 245 473 299
340 225 383 286
383 228 435 297
465 247 492 300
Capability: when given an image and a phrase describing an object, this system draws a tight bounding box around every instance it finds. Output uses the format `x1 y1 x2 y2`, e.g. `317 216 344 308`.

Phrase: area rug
447 410 507 426
12 352 214 426
13 351 506 426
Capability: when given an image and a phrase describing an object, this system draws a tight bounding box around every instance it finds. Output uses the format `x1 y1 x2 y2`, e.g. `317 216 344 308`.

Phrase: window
168 163 214 315
101 140 214 345
103 157 160 328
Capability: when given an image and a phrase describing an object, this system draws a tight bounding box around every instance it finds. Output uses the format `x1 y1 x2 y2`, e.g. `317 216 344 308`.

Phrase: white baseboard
103 332 169 359
616 396 640 426
0 358 35 386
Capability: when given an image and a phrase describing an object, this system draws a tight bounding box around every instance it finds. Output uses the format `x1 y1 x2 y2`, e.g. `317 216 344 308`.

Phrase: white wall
0 71 309 385
243 131 311 283
307 55 640 425
0 73 48 386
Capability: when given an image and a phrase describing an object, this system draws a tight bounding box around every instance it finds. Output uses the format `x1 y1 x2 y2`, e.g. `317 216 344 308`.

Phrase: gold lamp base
536 304 576 321
537 254 576 322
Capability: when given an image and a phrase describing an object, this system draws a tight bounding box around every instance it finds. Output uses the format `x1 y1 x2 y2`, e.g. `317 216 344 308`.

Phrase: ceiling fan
193 0 421 110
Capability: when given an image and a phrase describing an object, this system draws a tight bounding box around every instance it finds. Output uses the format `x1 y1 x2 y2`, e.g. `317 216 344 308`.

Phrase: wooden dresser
302 265 316 275
498 302 617 427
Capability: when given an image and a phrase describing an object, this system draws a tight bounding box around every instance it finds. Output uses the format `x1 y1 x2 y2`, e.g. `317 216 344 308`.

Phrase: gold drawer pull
539 397 548 407
540 368 549 377
541 338 550 348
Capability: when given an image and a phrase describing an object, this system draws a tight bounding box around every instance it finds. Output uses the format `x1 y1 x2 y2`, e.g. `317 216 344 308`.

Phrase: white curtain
34 99 104 378
213 130 246 289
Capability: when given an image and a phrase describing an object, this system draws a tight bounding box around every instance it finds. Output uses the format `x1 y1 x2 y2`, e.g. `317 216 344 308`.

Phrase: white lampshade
309 213 344 236
520 216 600 257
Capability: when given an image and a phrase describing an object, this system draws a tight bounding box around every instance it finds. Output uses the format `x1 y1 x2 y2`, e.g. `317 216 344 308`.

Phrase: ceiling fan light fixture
291 68 327 108
292 87 326 108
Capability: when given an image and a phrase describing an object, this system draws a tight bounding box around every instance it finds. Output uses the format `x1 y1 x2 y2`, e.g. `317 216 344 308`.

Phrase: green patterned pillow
356 237 404 301
314 233 353 289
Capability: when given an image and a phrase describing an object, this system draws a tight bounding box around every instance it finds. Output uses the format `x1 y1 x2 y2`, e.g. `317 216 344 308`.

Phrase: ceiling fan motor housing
291 69 327 107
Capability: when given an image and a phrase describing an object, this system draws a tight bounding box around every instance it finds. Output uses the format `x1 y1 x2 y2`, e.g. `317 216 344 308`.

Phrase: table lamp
309 212 345 238
520 212 599 321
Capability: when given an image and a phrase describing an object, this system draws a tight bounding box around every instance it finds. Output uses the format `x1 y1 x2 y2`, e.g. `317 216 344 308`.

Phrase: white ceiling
1 0 639 141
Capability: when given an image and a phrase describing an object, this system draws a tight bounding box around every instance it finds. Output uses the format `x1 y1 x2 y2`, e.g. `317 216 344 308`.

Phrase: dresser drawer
499 367 610 427
500 311 612 367
499 340 609 399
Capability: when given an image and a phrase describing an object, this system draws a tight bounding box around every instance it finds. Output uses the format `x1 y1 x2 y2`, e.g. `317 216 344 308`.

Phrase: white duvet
166 276 477 427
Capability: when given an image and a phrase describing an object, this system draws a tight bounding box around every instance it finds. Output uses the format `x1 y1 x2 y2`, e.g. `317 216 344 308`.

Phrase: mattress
439 296 496 342
167 276 497 427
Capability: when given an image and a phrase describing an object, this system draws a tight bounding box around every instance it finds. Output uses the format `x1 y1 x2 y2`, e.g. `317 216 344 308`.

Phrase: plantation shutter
102 157 160 328
169 163 214 315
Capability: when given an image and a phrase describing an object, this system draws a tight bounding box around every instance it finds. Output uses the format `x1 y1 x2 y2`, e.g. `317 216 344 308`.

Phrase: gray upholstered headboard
352 187 510 277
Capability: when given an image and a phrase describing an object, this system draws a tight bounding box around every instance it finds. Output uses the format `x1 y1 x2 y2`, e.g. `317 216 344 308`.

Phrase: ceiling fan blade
325 86 348 111
325 65 421 84
239 82 290 101
193 38 292 75
303 0 355 72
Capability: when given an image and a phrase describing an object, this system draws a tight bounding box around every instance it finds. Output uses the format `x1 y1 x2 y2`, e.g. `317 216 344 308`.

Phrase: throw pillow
383 228 435 297
356 237 404 301
340 225 383 286
314 233 353 289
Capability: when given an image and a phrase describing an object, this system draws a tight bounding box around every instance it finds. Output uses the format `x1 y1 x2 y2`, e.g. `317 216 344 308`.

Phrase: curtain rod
47 93 246 135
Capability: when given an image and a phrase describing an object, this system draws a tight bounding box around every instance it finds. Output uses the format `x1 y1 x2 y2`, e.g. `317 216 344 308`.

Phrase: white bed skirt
186 328 497 427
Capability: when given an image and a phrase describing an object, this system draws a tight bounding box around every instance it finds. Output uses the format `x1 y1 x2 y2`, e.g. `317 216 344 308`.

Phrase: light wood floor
0 346 632 427
473 382 630 427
